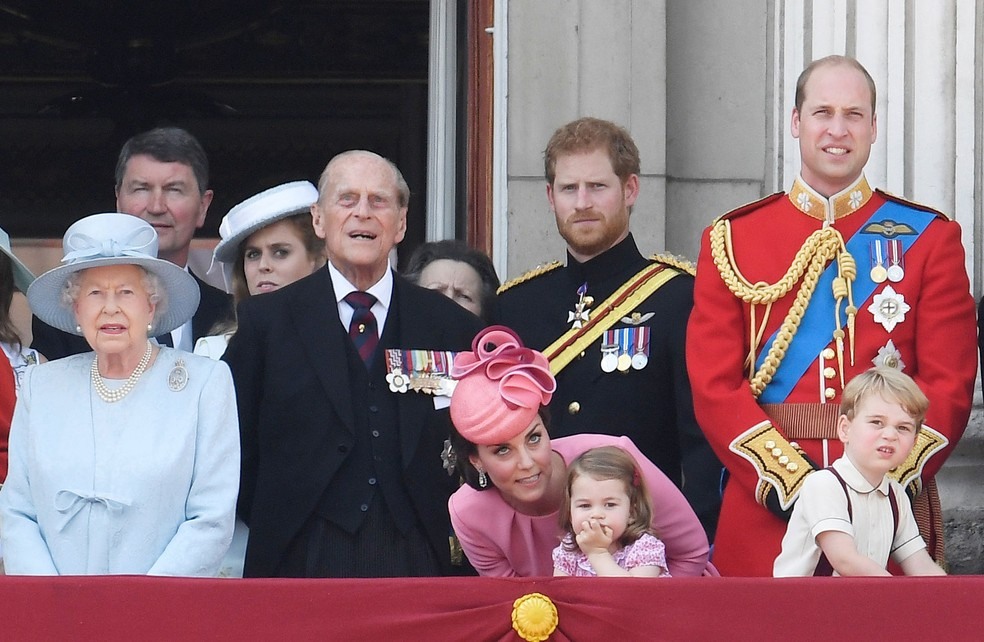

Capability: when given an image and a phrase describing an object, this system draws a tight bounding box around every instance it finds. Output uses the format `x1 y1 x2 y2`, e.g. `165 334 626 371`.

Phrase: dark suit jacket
31 272 233 359
223 267 482 577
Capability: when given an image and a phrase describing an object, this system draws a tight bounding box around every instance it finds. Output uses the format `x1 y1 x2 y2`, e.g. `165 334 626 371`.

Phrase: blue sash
757 200 935 403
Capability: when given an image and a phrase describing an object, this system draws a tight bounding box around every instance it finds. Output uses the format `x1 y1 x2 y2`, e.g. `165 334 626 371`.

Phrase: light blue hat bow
61 225 158 265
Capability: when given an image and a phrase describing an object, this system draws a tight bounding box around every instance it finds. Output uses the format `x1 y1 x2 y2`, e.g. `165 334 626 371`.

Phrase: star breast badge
872 339 906 371
867 285 910 333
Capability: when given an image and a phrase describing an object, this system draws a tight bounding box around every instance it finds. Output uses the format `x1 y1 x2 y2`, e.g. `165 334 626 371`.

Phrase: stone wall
940 384 984 574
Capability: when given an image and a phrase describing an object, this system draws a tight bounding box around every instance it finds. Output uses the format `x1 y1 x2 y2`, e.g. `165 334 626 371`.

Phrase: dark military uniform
495 234 721 541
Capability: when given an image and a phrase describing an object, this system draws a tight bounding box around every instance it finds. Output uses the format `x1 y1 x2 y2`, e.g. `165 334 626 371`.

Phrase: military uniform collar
788 174 873 224
566 234 643 285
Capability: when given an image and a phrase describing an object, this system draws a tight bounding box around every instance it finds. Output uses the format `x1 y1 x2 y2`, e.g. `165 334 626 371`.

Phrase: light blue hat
27 213 200 336
0 226 35 293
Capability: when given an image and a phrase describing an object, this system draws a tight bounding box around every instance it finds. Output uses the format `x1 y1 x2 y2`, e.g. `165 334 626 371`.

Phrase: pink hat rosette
450 326 556 445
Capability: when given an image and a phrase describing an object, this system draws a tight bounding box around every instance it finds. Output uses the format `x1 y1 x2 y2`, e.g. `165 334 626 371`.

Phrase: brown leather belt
760 403 840 440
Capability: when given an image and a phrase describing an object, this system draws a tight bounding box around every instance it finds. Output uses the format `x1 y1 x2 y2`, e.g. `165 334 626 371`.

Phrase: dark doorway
0 0 431 257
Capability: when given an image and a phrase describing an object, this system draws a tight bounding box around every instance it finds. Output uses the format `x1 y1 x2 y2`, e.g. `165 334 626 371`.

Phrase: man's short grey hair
317 150 410 208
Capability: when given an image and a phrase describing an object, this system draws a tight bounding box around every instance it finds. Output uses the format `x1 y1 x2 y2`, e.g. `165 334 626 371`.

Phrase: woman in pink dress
446 326 712 577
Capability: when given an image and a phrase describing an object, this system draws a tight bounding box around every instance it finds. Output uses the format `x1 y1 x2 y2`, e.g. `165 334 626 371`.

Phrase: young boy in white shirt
774 367 946 577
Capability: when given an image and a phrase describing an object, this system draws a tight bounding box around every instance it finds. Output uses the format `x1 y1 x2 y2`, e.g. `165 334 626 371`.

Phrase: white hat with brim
0 226 36 293
211 180 319 292
27 213 200 336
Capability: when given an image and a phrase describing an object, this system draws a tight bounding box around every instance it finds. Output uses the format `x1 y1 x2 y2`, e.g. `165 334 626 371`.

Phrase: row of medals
385 349 455 395
601 327 649 373
569 283 650 374
869 239 904 283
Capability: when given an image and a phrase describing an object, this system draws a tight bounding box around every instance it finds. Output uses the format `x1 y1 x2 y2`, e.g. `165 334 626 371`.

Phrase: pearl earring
147 324 153 333
76 324 82 333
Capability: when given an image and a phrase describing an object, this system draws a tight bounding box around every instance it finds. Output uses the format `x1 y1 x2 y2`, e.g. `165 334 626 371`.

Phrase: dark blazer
31 272 233 359
223 267 482 577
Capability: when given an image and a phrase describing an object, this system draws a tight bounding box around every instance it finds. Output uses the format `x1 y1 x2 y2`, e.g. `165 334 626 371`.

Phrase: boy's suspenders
813 468 899 576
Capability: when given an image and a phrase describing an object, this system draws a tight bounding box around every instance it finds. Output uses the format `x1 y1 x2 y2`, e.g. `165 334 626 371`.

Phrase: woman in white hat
194 181 325 359
194 181 324 577
0 213 239 576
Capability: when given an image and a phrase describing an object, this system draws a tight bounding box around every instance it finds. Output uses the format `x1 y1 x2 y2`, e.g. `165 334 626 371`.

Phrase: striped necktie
344 291 379 366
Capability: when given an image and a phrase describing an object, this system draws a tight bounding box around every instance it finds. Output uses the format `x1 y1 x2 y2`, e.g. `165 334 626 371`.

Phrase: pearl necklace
91 341 154 403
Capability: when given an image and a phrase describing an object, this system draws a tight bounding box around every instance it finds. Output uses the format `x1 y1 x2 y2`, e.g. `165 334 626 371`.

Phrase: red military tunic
0 354 15 481
688 174 976 576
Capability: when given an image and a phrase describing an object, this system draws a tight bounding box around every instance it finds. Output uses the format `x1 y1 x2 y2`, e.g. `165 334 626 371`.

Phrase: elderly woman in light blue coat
0 213 239 575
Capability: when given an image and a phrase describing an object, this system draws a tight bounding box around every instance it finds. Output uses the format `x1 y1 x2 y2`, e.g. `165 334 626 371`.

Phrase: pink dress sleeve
552 535 579 575
623 533 670 576
614 436 709 576
449 490 520 577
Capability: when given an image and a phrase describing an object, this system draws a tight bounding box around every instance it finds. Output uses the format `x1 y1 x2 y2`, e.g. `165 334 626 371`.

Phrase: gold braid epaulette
649 253 695 276
497 261 562 294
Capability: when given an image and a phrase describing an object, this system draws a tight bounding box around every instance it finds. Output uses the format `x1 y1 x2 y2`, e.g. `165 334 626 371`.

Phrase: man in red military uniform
688 55 976 576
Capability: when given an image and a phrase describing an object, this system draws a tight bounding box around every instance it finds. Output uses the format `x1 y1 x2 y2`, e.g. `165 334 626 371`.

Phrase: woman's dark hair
404 240 500 322
0 253 23 349
449 406 551 491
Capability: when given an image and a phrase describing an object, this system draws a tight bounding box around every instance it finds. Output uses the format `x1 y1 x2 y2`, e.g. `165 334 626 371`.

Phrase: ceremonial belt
544 263 680 376
760 403 839 440
757 201 936 403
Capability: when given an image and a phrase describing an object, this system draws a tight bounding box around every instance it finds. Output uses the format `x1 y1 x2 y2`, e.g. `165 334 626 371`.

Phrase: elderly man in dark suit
224 150 482 578
31 127 233 359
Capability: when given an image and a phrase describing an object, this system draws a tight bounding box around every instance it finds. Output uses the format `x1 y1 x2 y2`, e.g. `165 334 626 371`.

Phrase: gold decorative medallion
511 593 558 642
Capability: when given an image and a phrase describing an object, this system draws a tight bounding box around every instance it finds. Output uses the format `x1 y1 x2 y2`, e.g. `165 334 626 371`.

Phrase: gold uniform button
786 462 799 472
778 455 789 466
771 447 783 458
823 367 836 379
568 401 581 415
764 440 776 449
822 348 836 360
824 387 836 400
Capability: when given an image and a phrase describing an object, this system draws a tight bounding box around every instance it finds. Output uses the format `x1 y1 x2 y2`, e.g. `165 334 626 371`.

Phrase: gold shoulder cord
709 219 857 397
650 253 696 276
497 261 562 294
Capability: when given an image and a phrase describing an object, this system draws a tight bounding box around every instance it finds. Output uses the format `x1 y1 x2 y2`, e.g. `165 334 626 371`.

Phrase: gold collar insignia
788 175 872 223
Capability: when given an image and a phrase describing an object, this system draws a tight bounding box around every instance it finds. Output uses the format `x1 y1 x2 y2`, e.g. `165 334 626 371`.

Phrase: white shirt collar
327 261 393 309
832 454 892 497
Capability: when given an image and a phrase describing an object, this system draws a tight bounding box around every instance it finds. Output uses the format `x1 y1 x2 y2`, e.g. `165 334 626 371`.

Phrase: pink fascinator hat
450 326 556 445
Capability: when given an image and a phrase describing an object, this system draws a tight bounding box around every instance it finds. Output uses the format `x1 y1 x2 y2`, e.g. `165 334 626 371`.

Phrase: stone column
503 0 668 278
779 0 980 290
779 0 983 574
